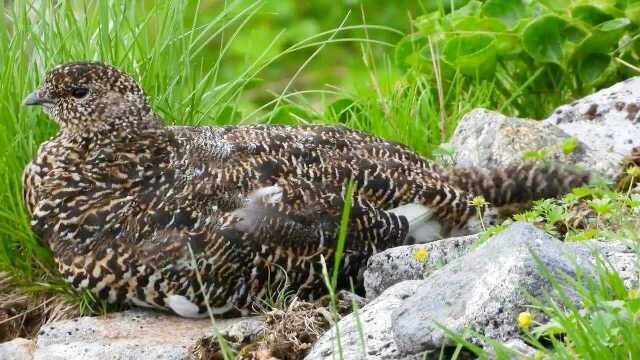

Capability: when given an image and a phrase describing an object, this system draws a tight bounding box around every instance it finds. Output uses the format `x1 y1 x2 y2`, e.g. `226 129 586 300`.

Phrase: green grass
2 0 639 359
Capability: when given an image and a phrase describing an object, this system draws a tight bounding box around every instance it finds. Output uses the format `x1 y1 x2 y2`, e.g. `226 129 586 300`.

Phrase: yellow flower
517 311 533 330
414 247 429 262
469 195 488 208
627 288 638 299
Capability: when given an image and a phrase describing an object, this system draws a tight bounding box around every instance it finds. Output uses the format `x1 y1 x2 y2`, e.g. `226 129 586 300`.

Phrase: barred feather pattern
440 162 591 207
22 63 591 317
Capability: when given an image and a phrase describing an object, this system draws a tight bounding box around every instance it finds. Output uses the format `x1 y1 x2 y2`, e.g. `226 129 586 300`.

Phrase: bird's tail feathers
441 162 591 207
388 203 443 244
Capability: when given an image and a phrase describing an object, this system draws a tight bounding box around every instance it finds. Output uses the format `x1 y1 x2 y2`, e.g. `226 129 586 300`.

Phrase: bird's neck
65 112 168 145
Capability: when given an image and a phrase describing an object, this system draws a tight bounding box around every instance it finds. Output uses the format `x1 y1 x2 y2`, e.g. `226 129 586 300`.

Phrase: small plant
561 138 579 155
625 165 640 196
506 184 640 242
522 149 548 161
469 195 489 232
397 0 640 118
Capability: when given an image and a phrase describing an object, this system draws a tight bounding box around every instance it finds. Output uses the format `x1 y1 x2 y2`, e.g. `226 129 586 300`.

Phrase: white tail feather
389 203 443 243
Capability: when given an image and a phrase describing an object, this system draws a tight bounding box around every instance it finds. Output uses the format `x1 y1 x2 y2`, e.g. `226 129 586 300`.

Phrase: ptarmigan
22 62 589 317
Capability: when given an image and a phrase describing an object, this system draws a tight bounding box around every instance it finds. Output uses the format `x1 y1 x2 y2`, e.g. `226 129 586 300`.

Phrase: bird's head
23 62 155 133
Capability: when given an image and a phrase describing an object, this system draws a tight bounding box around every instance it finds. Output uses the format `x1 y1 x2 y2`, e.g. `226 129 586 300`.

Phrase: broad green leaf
572 0 624 18
626 2 640 26
597 17 630 32
451 16 507 32
418 43 457 77
415 12 444 35
395 33 428 70
577 52 613 86
442 34 497 77
445 0 483 18
480 0 526 27
423 0 471 13
575 18 630 57
565 24 588 43
451 16 521 56
538 0 572 12
572 5 614 25
522 15 570 66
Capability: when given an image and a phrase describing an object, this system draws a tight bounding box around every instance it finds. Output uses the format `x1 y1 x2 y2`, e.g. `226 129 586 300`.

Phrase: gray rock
218 317 265 343
486 339 537 359
34 309 262 360
451 75 640 180
335 290 368 309
449 108 592 170
566 239 639 289
544 76 640 178
305 281 423 360
0 338 35 360
364 234 479 299
391 222 592 355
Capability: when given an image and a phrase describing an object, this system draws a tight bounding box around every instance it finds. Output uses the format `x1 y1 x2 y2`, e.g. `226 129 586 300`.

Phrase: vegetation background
1 0 639 358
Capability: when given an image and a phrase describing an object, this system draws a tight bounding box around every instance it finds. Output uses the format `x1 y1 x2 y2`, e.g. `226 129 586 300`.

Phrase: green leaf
522 15 570 66
522 149 547 160
450 0 483 17
626 2 640 26
597 17 630 32
415 11 444 36
395 33 428 70
451 16 507 32
577 53 613 86
561 137 578 154
480 0 526 27
572 5 614 26
442 34 497 77
451 16 521 56
575 18 630 57
423 0 472 13
538 0 572 12
565 24 588 43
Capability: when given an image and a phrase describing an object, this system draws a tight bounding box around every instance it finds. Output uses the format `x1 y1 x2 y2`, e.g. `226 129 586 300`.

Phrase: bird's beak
22 90 52 106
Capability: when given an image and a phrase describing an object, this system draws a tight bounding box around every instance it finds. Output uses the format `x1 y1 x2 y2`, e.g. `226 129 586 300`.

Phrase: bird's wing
170 124 474 226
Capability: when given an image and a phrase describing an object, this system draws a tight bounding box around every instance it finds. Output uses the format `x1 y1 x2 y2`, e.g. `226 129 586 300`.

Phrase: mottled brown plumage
22 62 590 317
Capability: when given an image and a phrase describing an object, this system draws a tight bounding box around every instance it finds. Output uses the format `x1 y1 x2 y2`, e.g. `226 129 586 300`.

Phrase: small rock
0 338 35 360
307 222 637 358
450 75 640 179
305 281 424 360
391 222 592 355
449 108 591 170
219 318 265 343
544 77 640 178
566 239 639 289
34 309 262 360
335 290 368 309
364 234 479 299
485 339 537 359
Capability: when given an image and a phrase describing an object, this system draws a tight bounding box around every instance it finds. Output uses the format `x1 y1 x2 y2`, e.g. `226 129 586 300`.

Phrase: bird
21 62 590 318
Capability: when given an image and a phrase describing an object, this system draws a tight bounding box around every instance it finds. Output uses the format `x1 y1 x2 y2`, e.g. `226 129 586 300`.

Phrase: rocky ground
2 77 639 359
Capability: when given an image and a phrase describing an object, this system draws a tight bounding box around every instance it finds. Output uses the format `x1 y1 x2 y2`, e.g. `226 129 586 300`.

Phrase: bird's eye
71 87 89 99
